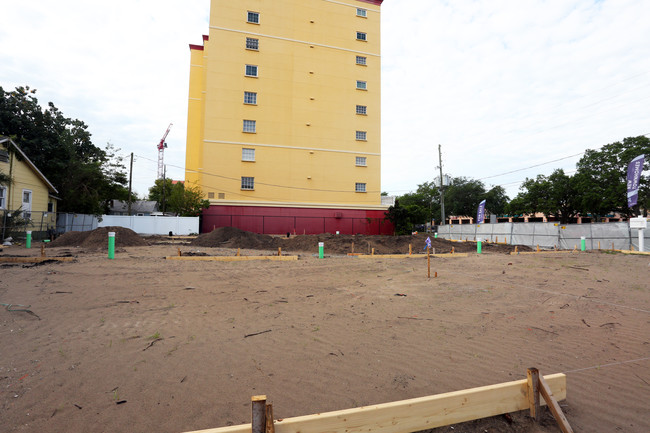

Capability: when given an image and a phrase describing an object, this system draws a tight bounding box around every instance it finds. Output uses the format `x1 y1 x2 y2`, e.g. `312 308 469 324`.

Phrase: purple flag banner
476 199 486 224
627 154 645 207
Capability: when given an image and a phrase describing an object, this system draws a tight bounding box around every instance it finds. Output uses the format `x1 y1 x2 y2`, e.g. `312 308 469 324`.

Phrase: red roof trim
202 35 209 41
357 0 383 6
189 44 204 51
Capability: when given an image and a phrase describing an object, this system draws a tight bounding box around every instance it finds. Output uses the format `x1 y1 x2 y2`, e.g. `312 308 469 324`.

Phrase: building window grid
356 32 367 41
246 37 259 50
356 56 367 66
356 157 367 166
357 8 367 18
355 183 367 193
356 131 367 141
245 64 258 77
356 105 367 115
247 11 260 24
0 186 6 209
244 91 257 104
356 80 367 90
242 148 256 161
243 120 256 133
241 177 255 190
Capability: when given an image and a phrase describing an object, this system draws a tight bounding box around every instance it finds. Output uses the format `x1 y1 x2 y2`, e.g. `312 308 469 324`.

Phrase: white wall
98 215 199 235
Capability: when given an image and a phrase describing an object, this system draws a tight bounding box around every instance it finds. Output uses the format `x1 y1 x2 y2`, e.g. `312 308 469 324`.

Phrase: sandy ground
1 243 649 433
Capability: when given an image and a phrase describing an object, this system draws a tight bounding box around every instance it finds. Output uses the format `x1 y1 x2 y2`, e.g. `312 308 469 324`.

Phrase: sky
1 0 649 200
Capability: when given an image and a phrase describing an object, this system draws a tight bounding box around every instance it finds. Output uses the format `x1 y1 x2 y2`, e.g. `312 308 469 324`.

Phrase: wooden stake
351 242 354 254
527 368 540 421
598 241 600 250
451 247 455 254
237 248 241 256
409 244 412 255
537 245 540 252
611 242 614 251
265 403 275 433
495 236 498 243
539 375 574 433
505 236 507 244
278 247 281 256
252 395 267 433
515 246 518 254
427 247 430 279
434 271 438 278
432 247 436 255
40 243 45 258
371 248 375 256
178 247 181 257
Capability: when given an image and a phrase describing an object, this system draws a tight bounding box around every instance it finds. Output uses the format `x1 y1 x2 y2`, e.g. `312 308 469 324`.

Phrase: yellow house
0 136 58 233
185 0 391 235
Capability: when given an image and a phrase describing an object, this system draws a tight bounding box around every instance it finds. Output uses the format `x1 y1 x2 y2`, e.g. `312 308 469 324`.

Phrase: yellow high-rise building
185 0 391 234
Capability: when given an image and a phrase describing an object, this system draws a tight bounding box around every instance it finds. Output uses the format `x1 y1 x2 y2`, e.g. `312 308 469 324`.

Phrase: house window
356 80 367 90
245 64 258 77
242 148 256 161
247 11 260 24
356 56 367 66
244 91 257 105
246 37 259 50
356 32 367 41
356 131 367 141
356 157 367 166
21 189 32 219
47 202 54 212
357 8 367 17
241 177 255 190
356 105 367 115
0 186 6 209
0 149 8 163
355 183 367 193
243 120 256 133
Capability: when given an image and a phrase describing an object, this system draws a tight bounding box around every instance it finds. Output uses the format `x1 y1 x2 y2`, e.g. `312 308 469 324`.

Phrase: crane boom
157 123 173 179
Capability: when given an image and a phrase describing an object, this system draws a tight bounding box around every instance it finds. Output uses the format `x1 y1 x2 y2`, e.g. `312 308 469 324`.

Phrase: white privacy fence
98 215 199 235
437 221 649 251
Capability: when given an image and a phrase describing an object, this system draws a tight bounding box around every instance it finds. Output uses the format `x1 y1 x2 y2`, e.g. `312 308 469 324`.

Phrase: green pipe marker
434 232 438 239
26 231 32 249
108 232 116 259
318 242 324 259
580 236 586 252
477 239 482 254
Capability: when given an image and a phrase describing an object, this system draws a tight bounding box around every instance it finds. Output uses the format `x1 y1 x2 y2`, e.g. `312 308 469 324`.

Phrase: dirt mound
191 226 278 249
50 226 148 249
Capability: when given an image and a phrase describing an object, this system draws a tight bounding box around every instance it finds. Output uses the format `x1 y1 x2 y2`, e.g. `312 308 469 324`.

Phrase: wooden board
355 253 468 259
509 251 577 255
165 256 299 262
0 257 75 263
618 250 650 256
183 373 566 433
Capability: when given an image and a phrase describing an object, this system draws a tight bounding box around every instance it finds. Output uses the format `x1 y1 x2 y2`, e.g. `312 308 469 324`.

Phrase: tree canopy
0 85 131 214
148 179 210 217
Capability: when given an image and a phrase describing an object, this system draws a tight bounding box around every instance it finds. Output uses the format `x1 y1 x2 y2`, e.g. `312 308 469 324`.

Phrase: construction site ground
1 227 648 433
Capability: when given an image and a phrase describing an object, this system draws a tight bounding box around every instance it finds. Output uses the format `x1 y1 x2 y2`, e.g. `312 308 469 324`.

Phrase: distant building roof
109 200 158 214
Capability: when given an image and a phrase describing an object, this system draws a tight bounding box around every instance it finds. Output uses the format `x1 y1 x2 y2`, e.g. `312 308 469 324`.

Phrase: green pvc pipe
434 232 438 239
318 242 324 259
26 231 32 249
580 236 586 252
108 232 116 259
477 239 482 254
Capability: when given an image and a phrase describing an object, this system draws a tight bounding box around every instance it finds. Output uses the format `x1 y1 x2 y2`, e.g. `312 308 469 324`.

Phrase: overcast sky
1 0 649 200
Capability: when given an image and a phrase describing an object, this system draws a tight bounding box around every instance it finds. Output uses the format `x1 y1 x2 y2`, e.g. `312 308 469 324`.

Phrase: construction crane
157 123 173 179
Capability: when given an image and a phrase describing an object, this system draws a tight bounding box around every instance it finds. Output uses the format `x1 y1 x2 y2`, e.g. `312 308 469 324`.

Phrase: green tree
148 180 210 216
510 169 580 224
444 177 487 217
385 199 412 235
574 136 650 219
0 86 130 213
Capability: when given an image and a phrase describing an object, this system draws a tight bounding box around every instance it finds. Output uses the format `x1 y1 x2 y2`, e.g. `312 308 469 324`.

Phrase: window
356 157 367 166
243 120 256 133
47 202 54 212
0 186 6 209
245 64 258 77
246 37 259 50
218 193 225 199
356 56 367 66
242 148 255 161
355 183 367 193
208 192 215 199
241 177 255 190
356 32 367 41
244 91 257 104
247 11 260 24
357 8 367 17
356 105 367 115
0 149 8 163
356 80 367 90
356 131 367 141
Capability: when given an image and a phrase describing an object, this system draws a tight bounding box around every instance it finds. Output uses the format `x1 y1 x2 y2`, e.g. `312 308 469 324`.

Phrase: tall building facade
185 0 391 234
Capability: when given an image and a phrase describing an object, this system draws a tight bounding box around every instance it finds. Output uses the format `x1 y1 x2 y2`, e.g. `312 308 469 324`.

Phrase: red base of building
202 205 394 235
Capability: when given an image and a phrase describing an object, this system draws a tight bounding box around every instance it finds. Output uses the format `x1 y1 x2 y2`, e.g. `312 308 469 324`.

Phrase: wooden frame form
183 372 567 433
355 253 468 259
165 256 298 262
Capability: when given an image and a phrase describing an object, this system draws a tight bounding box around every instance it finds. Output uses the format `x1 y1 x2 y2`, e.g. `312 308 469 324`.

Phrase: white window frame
356 80 367 90
356 32 367 41
356 131 367 141
355 183 367 193
246 37 259 50
357 8 367 18
243 120 256 133
245 64 258 77
244 91 257 105
242 148 256 161
22 189 32 219
356 105 367 115
247 11 260 24
0 186 6 209
356 56 367 66
356 157 367 167
241 176 255 190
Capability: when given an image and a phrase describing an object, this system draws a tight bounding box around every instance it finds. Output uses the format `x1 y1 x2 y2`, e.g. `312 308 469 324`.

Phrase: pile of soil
50 226 148 249
191 227 526 255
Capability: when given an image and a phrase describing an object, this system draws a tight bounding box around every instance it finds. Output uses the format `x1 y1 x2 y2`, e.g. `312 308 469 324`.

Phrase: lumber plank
355 253 468 259
0 257 75 263
539 375 574 433
165 256 299 262
182 374 566 433
618 250 650 256
509 251 577 255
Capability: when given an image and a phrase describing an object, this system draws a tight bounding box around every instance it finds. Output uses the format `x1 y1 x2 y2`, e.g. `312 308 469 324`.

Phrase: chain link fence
1 210 58 243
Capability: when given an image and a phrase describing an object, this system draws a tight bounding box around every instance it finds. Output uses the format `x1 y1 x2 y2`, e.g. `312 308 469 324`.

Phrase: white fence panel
98 215 199 235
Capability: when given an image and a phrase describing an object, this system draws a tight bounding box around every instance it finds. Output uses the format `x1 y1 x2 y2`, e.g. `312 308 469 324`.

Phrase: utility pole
162 165 167 214
438 144 445 226
127 152 133 216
